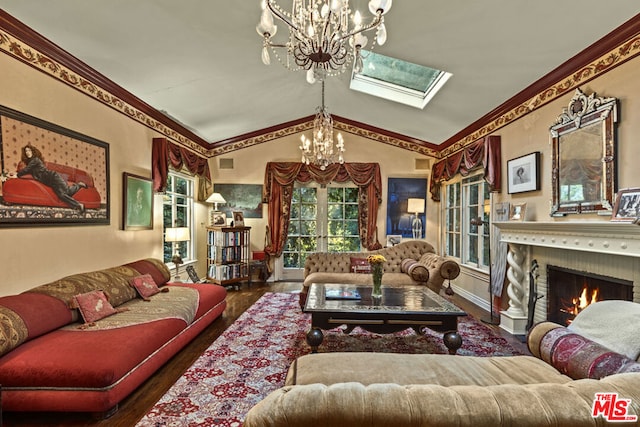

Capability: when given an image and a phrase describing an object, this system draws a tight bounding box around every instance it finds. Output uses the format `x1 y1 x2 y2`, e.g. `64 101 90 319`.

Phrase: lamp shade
165 227 190 242
206 193 226 205
407 198 425 214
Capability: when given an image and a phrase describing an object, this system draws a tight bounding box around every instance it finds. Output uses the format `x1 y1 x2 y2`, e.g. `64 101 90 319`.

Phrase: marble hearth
493 221 640 335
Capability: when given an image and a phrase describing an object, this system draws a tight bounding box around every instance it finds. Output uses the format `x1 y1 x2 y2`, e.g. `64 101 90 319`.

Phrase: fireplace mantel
494 221 640 258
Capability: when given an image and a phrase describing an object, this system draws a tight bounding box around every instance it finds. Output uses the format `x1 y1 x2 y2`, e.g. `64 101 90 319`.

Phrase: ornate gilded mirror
550 88 618 216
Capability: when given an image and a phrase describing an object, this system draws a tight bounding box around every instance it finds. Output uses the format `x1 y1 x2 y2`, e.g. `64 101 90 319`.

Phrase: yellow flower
367 254 386 265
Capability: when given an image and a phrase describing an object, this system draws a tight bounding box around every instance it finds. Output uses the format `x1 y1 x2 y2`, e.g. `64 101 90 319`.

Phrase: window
163 172 195 263
283 184 360 271
443 174 490 270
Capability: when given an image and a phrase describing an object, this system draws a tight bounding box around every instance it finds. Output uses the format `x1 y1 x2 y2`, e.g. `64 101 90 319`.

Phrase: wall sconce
407 198 425 239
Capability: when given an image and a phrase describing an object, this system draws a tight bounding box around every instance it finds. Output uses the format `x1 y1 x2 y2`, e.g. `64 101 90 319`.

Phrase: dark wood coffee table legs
307 325 463 354
306 327 324 353
443 331 463 354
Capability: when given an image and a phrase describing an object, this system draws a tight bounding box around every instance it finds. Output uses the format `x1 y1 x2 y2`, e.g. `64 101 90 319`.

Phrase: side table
248 260 268 286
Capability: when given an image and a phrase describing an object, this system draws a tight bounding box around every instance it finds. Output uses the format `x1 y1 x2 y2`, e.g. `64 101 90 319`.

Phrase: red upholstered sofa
2 161 101 208
0 258 227 416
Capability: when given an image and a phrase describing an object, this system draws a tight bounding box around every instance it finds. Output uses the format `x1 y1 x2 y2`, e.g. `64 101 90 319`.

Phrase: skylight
349 50 452 109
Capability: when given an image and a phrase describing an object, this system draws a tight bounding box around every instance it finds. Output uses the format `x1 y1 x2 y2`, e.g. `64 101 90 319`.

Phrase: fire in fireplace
547 265 633 325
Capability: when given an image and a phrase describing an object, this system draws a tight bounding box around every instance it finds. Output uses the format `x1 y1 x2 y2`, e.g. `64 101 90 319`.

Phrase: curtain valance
429 135 501 201
263 162 382 257
152 137 211 200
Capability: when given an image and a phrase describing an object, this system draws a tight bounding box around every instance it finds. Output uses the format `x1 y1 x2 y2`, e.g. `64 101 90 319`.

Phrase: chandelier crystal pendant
257 0 392 81
300 80 345 170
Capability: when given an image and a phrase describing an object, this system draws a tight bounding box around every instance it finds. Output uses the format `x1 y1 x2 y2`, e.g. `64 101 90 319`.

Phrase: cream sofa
301 240 460 307
245 300 640 426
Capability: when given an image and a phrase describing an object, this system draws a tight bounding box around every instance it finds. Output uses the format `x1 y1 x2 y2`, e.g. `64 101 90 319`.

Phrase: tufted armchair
300 240 460 308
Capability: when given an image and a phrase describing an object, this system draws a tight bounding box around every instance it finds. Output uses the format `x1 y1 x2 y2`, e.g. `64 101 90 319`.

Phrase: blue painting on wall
386 177 428 239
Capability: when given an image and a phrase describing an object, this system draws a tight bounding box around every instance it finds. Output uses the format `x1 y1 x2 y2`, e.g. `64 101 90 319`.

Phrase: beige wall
495 57 640 221
453 55 640 306
208 131 436 279
0 53 209 296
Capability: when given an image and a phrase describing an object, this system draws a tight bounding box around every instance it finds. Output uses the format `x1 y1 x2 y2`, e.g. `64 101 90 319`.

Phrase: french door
278 183 360 280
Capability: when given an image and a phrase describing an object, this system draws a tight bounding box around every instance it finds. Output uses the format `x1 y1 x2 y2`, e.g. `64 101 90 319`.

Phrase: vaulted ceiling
1 2 640 157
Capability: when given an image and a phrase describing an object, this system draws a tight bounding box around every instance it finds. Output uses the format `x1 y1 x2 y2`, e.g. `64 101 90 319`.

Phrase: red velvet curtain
429 135 501 201
152 137 211 200
263 162 382 258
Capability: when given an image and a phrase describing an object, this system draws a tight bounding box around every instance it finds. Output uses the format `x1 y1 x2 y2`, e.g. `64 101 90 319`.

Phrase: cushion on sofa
0 293 73 357
419 253 460 280
567 300 640 361
400 258 430 282
536 325 640 379
71 290 118 324
131 274 162 300
350 257 372 274
126 258 172 286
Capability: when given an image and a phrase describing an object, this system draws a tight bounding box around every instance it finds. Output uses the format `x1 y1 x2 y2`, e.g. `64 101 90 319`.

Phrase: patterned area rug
137 292 524 427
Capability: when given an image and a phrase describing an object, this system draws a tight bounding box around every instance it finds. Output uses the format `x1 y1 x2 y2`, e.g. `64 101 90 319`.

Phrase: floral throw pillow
130 274 161 300
72 290 117 324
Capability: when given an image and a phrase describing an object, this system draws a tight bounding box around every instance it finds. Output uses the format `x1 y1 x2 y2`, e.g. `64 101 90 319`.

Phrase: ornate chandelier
300 80 345 170
256 0 393 82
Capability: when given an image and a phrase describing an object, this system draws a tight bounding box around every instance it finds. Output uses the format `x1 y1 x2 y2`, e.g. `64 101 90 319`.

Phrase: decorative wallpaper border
439 33 640 158
0 29 209 157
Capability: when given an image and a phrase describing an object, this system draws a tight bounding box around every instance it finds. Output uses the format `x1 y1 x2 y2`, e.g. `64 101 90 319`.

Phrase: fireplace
547 265 633 325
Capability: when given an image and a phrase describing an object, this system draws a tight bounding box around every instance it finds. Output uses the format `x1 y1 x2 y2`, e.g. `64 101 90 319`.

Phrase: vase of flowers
367 254 386 298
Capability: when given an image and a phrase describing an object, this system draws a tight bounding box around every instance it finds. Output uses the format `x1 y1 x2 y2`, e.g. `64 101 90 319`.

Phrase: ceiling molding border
208 119 314 157
439 16 640 158
208 114 440 158
0 11 209 156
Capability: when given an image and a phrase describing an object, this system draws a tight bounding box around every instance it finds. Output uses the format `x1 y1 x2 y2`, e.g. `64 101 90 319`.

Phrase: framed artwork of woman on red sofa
0 104 110 227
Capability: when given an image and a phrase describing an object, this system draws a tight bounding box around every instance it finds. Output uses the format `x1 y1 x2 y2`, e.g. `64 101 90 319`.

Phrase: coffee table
304 283 467 354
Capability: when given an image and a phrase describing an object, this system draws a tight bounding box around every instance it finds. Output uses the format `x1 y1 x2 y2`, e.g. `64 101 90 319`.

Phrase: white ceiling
2 1 640 146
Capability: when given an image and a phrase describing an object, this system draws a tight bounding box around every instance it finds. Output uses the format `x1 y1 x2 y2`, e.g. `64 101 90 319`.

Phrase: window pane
328 188 342 202
163 172 194 263
301 204 317 219
300 187 316 202
328 204 343 219
290 204 300 219
301 220 316 235
344 188 358 202
283 252 298 268
345 204 358 219
345 220 359 235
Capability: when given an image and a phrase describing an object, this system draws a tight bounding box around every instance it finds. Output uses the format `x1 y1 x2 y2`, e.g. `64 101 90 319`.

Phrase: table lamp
407 198 425 239
206 192 227 226
165 226 190 281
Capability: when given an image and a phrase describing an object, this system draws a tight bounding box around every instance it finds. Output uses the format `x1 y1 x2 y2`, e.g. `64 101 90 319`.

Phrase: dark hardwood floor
2 281 530 427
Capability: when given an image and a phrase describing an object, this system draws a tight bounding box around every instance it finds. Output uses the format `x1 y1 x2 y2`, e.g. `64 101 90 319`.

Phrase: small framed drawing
494 202 510 222
386 235 402 247
510 202 527 221
123 172 153 230
507 152 540 194
211 211 226 226
185 265 203 283
611 188 640 223
233 211 245 226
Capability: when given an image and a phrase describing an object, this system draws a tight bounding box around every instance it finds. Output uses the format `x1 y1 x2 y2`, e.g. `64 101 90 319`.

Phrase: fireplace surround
493 221 640 334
